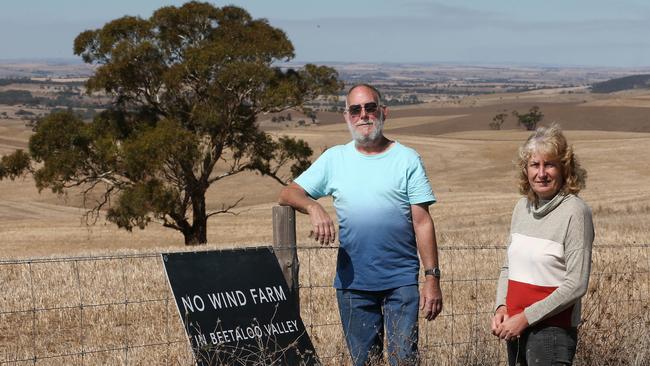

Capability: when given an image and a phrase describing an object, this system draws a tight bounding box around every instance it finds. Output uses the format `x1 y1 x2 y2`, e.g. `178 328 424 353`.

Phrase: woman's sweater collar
531 192 567 218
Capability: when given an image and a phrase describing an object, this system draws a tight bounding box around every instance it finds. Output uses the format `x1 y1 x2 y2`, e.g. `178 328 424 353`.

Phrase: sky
1 0 650 67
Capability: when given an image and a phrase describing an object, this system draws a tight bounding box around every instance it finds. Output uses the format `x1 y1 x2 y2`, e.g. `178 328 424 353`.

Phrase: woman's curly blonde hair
515 123 587 204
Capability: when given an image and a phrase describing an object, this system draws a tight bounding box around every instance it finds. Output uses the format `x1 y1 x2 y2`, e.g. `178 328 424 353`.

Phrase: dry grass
1 90 649 365
2 245 646 365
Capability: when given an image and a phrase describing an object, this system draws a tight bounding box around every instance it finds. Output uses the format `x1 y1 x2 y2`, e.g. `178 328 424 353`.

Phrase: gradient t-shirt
294 141 436 291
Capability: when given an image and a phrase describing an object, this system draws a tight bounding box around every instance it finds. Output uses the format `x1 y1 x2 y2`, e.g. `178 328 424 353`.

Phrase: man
278 84 443 365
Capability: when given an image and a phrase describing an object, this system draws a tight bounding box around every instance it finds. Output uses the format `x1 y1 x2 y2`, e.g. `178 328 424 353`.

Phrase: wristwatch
424 267 441 278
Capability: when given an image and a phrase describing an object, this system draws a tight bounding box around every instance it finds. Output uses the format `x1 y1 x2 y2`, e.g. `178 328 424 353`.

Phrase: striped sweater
495 193 594 328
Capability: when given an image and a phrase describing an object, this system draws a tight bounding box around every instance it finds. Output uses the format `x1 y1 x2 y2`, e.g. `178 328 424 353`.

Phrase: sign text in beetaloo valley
163 247 319 365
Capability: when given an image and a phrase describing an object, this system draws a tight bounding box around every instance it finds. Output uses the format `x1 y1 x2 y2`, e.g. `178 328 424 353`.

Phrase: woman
492 124 594 365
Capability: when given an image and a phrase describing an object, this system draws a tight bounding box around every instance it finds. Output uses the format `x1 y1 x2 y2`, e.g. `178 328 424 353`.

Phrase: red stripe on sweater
506 279 573 328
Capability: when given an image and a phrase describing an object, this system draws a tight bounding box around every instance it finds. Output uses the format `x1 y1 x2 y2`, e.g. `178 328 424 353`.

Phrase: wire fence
0 244 648 365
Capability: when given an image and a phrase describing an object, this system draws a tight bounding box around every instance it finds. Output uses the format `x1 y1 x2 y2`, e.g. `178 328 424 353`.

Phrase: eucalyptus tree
513 106 544 131
0 2 341 244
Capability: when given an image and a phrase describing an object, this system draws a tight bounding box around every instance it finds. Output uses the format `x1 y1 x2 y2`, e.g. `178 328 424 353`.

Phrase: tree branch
207 165 248 185
206 197 244 218
81 182 116 225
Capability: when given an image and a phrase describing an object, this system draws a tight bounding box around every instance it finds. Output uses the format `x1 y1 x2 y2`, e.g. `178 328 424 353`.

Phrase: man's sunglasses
346 102 380 117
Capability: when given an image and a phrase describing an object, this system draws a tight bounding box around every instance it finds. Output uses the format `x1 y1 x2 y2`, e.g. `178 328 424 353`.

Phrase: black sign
163 247 319 366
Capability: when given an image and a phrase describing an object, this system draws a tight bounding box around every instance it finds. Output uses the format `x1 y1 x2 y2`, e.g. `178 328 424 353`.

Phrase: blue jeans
336 285 419 366
507 325 578 366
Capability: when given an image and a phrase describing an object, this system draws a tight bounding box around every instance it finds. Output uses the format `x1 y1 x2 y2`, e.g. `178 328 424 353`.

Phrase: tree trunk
183 225 207 245
183 190 208 245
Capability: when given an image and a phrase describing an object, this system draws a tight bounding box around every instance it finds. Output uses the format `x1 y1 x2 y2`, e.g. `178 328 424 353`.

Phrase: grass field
1 89 649 364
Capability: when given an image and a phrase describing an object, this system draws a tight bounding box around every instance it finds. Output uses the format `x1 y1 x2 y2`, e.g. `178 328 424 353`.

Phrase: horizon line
1 57 650 70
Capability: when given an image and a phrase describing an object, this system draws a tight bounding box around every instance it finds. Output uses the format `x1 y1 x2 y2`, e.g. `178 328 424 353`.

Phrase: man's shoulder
393 140 416 151
328 142 352 153
390 141 423 162
318 142 351 157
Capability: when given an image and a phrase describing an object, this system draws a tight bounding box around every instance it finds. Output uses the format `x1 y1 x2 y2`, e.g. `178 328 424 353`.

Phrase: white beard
347 114 385 146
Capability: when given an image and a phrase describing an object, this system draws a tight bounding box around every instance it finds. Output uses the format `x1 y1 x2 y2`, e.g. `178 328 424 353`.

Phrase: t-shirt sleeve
407 155 436 206
293 149 332 199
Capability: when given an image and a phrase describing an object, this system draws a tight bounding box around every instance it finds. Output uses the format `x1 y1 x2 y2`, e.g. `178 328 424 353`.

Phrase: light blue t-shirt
294 141 436 291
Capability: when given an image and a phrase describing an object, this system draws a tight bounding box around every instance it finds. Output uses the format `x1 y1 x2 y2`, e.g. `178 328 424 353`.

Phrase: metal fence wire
0 244 648 366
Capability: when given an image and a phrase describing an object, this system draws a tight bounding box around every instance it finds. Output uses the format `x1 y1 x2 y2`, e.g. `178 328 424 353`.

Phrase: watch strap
424 267 441 278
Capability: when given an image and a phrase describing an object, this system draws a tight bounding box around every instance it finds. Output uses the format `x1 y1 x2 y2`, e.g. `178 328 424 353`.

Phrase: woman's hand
496 312 529 341
491 306 509 337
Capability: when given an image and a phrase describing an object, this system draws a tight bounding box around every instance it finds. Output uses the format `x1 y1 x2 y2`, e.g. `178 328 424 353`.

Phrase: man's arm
412 203 443 321
278 182 336 245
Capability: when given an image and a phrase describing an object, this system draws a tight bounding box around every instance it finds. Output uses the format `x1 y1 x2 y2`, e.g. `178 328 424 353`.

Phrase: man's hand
278 183 336 245
420 278 443 321
491 306 509 337
496 311 528 341
306 203 336 245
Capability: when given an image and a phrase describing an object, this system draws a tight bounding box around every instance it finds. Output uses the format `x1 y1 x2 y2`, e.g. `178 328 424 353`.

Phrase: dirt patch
383 102 650 136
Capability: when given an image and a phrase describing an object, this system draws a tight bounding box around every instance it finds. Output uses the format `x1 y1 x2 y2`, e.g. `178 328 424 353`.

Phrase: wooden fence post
272 205 299 311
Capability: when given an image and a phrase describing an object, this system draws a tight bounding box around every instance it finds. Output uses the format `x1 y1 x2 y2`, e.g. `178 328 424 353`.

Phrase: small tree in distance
513 106 544 131
489 112 508 130
306 110 317 123
0 2 342 245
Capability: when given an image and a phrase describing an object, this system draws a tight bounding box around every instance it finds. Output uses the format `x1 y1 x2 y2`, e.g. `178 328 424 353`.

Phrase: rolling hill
591 74 650 93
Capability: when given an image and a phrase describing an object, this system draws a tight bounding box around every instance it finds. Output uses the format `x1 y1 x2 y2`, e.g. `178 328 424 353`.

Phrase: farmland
1 62 649 364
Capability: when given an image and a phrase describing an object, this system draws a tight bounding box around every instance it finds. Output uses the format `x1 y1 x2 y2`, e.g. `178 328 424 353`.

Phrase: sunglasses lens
347 102 380 116
364 102 378 113
348 105 362 115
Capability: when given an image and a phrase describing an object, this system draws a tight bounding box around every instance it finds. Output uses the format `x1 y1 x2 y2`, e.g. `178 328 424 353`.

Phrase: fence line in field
0 242 648 365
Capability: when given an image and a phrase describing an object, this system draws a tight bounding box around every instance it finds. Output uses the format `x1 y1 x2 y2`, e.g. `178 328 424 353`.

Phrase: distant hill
591 74 650 93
